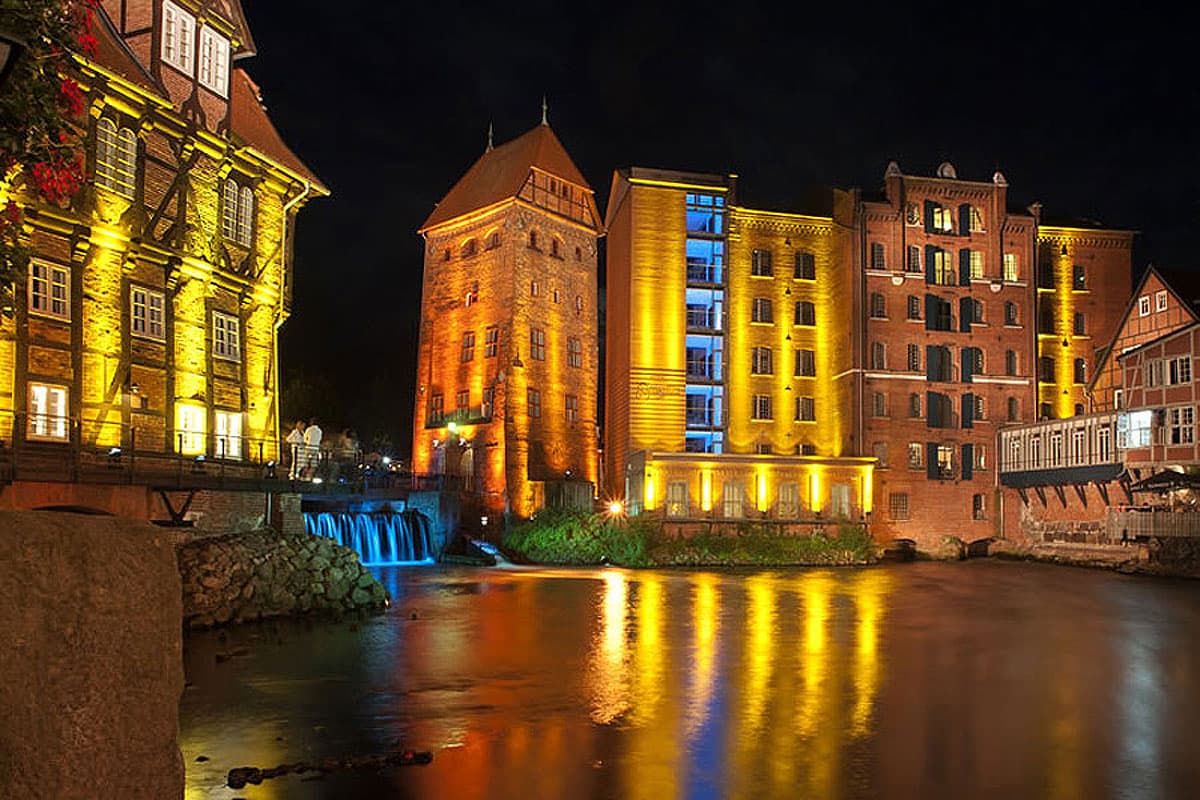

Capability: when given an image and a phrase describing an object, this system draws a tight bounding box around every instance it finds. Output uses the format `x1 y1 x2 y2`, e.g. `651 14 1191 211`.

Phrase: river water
180 561 1200 799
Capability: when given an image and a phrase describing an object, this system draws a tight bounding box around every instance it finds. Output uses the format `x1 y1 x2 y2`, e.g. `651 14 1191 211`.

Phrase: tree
0 0 98 291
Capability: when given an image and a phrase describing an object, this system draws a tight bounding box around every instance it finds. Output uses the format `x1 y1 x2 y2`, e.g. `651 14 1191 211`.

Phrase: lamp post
0 29 26 91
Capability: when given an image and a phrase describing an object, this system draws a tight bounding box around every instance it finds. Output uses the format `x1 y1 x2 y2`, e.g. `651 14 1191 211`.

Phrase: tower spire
486 122 494 152
541 95 548 126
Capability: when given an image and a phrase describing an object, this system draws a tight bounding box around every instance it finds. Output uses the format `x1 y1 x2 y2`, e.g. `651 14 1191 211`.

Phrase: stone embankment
178 531 389 628
989 537 1200 578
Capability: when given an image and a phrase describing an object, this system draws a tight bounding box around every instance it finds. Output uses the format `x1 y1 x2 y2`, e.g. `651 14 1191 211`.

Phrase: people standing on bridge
285 419 305 480
303 417 323 480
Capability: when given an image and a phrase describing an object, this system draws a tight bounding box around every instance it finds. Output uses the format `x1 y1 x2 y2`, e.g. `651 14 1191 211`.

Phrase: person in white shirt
285 419 305 479
302 417 323 480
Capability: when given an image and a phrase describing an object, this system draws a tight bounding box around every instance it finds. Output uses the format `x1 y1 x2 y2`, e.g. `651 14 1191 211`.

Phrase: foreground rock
0 511 184 799
227 750 433 789
178 530 389 628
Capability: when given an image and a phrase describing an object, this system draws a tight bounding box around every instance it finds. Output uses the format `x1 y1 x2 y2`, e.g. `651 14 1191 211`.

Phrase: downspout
274 177 311 463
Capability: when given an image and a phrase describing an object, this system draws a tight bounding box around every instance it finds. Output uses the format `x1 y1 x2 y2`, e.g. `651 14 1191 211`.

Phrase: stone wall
177 530 388 628
0 511 184 799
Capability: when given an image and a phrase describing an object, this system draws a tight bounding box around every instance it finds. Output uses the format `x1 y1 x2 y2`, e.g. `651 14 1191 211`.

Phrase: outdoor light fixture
382 456 392 466
265 460 277 479
481 515 489 527
607 500 624 516
0 29 25 91
312 477 323 485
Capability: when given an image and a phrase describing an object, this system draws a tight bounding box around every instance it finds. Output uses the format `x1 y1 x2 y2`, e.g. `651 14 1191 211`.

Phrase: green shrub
503 510 653 567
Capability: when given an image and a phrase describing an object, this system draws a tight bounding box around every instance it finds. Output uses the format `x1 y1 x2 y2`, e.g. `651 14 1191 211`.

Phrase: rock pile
178 531 389 628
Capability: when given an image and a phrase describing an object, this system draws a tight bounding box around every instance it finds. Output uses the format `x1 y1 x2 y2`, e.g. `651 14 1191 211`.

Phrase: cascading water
304 510 436 565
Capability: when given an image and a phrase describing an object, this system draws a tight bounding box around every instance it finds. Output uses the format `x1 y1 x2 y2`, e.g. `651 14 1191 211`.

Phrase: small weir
305 510 436 565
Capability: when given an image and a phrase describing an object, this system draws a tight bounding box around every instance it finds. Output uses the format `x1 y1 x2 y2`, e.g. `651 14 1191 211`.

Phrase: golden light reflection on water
743 574 777 737
851 569 890 738
589 570 629 724
685 572 719 739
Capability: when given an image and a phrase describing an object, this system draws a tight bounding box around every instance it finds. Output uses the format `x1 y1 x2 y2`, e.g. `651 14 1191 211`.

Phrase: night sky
245 1 1199 455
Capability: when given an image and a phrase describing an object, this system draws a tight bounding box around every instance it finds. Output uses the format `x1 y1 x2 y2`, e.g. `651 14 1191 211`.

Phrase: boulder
930 535 967 561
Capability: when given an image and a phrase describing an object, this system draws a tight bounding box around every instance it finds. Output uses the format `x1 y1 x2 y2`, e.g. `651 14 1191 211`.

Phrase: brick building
411 121 601 518
0 1 325 478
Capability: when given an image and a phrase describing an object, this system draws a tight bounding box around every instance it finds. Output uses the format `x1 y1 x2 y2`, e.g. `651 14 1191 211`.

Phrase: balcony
686 410 720 428
686 308 718 330
425 404 493 429
686 261 722 285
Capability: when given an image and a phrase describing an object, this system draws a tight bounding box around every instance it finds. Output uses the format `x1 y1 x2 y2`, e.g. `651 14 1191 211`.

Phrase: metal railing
425 404 493 429
1108 508 1200 539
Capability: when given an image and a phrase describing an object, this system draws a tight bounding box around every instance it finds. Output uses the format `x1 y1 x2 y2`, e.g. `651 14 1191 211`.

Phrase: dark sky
245 0 1199 454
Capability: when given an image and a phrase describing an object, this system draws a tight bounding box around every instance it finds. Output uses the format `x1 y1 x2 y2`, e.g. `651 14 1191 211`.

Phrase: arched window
96 118 138 198
238 185 254 244
487 231 501 249
221 179 253 246
461 239 477 258
575 295 583 314
869 292 886 318
221 179 239 241
528 231 539 250
575 246 582 261
550 238 561 258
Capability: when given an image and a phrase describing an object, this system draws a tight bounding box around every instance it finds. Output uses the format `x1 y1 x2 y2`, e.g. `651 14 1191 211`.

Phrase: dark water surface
180 561 1200 799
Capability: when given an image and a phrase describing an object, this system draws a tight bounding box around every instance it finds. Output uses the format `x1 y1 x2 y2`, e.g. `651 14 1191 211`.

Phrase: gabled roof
228 69 327 194
220 0 258 58
88 6 168 98
421 124 592 232
1115 320 1200 362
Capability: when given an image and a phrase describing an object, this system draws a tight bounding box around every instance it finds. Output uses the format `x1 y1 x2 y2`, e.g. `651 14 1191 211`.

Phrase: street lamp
0 29 26 91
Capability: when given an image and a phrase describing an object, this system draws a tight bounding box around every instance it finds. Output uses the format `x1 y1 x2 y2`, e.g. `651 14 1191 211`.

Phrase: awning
1129 470 1200 493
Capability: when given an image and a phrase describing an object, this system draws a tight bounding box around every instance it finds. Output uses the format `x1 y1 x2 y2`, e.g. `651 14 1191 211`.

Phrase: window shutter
926 344 938 381
959 296 972 332
925 295 937 332
958 203 971 235
962 393 975 429
924 200 935 233
925 245 937 283
927 391 940 426
959 248 972 286
961 347 974 383
926 442 939 480
962 444 974 480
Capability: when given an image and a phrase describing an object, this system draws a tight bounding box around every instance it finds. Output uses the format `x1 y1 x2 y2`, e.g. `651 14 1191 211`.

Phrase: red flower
59 78 85 117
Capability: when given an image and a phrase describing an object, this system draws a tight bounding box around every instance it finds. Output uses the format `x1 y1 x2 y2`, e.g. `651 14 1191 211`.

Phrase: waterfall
304 511 436 565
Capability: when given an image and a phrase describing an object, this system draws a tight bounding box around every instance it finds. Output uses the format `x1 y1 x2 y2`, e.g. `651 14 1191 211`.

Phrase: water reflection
180 563 1200 799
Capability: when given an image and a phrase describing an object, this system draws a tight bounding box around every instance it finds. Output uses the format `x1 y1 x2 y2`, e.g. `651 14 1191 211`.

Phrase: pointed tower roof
420 124 594 233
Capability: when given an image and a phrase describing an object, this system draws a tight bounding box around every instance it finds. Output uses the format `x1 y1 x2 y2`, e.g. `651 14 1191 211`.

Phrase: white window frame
722 481 744 518
27 382 69 441
1156 290 1168 312
1139 296 1151 317
778 482 799 517
197 26 230 97
161 0 195 76
29 260 70 321
1169 405 1195 445
212 311 241 362
666 481 689 517
175 402 205 455
94 123 139 198
131 286 166 341
214 409 242 459
1003 253 1019 282
752 394 772 420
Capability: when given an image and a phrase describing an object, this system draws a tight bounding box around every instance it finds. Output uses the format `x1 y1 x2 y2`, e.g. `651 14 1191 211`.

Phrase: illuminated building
0 2 325 469
605 163 1131 545
412 118 601 518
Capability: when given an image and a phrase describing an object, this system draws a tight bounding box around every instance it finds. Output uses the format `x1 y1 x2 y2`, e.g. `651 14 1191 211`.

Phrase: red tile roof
228 69 328 193
421 124 591 231
88 7 167 98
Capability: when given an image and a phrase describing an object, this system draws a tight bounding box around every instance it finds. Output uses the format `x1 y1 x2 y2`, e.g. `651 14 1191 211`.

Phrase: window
443 248 451 262
1008 397 1019 422
870 342 886 370
212 312 240 361
1097 425 1112 460
908 344 921 372
29 261 70 320
870 293 886 318
931 249 955 285
973 395 986 421
751 249 773 276
778 482 799 517
795 395 815 422
484 326 499 358
794 301 815 326
565 394 578 423
575 246 582 261
575 295 584 314
95 118 137 198
214 410 242 459
1074 403 1085 417
752 298 773 323
722 481 744 518
1139 296 1151 317
221 179 255 245
889 493 910 520
932 204 954 232
552 289 561 304
969 206 984 232
1146 359 1164 387
906 245 922 273
755 442 772 454
905 203 921 226
908 393 922 418
527 388 541 418
27 383 68 441
1005 350 1018 376
967 347 984 377
1114 389 1124 410
936 444 955 480
460 239 477 258
550 238 561 258
483 387 494 413
1003 253 1019 282
1168 356 1192 386
872 440 888 467
429 394 444 423
1005 301 1018 326
1038 356 1054 383
175 402 205 455
972 494 986 520
1072 265 1087 290
1038 304 1056 334
795 349 816 377
197 26 230 96
131 287 165 340
667 481 689 517
870 243 886 270
907 295 921 320
530 329 546 360
529 231 540 250
456 390 469 411
1156 290 1168 312
926 345 952 382
969 250 984 279
567 337 583 368
161 0 195 75
461 331 475 362
1039 402 1053 421
753 394 773 420
872 391 887 417
970 298 984 325
686 193 725 234
794 252 816 280
487 231 501 249
907 442 923 469
751 347 773 375
1074 358 1087 385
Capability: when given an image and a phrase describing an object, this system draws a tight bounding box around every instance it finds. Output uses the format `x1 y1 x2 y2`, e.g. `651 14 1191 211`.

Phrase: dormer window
198 27 230 97
161 1 195 76
221 178 254 246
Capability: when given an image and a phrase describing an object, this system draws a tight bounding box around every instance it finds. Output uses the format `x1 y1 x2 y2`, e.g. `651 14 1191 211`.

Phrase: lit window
29 261 70 320
527 388 541 418
161 0 195 75
484 326 499 358
567 337 583 368
969 206 984 232
221 179 254 246
430 394 443 424
530 329 546 360
751 347 773 375
461 331 475 362
752 298 773 323
131 286 165 340
1156 290 1168 312
795 395 815 422
214 410 242 459
213 312 241 361
932 204 954 232
936 444 955 479
456 390 469 410
175 402 205 455
27 383 69 441
95 118 137 198
1139 296 1151 317
794 301 815 326
197 26 230 96
722 481 744 518
751 249 773 277
777 482 799 517
565 394 578 422
753 394 773 420
969 250 984 279
931 249 955 285
1003 253 1019 282
907 442 923 469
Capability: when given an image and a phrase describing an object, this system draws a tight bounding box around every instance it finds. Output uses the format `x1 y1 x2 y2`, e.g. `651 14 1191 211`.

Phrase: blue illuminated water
304 511 435 565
